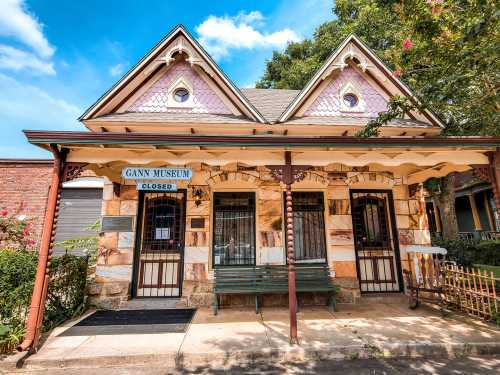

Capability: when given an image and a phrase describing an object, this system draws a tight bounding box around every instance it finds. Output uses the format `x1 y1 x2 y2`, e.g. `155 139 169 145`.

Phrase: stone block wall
89 181 138 309
89 165 431 309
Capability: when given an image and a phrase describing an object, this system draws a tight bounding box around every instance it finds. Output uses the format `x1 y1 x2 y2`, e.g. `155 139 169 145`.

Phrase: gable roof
278 34 444 128
79 25 266 123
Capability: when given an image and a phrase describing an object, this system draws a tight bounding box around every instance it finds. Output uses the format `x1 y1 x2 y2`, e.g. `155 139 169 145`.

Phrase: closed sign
136 182 177 191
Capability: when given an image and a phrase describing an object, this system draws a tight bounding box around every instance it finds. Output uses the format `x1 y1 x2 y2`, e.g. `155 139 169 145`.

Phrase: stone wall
89 165 431 308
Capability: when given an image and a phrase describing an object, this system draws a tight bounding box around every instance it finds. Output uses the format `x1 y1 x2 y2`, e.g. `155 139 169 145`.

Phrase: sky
0 0 335 158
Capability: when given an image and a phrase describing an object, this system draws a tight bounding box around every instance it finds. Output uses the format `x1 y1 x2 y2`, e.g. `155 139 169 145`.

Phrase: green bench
213 264 337 315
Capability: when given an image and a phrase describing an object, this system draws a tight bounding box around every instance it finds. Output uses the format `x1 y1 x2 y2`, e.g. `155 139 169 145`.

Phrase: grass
474 264 500 278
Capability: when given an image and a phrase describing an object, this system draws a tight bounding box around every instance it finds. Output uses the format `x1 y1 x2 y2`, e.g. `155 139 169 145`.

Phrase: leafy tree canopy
256 0 499 136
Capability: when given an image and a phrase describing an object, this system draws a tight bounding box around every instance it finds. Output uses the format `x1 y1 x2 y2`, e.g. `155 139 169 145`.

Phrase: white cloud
0 73 81 129
0 0 54 58
196 11 301 60
0 44 55 75
109 63 125 77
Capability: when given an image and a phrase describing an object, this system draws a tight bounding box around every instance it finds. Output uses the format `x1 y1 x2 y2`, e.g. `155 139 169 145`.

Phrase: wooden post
432 198 442 233
285 185 298 343
267 151 310 344
468 193 482 231
488 149 500 215
483 192 496 231
17 145 62 352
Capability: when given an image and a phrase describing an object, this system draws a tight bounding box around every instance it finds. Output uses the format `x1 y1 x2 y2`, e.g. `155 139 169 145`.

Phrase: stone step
119 298 185 310
358 293 408 305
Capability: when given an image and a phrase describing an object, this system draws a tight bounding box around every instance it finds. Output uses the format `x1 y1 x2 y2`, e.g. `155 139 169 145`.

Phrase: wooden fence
443 264 499 321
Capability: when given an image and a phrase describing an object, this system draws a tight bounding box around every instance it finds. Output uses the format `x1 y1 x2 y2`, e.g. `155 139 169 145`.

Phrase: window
213 192 256 266
287 192 327 263
173 88 190 103
343 93 359 108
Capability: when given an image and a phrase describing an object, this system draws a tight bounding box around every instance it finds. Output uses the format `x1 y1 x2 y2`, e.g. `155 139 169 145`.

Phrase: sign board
136 182 177 191
190 218 205 229
122 167 192 180
101 216 134 232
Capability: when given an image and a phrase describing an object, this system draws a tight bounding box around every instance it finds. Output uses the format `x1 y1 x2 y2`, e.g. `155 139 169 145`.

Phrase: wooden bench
213 264 337 315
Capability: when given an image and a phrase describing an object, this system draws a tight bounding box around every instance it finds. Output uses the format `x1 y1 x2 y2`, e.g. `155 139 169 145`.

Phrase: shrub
0 250 88 352
474 241 500 266
432 238 500 268
0 250 37 327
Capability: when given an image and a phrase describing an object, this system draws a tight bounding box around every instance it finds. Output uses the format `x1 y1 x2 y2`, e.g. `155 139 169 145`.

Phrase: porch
13 303 500 371
21 131 500 347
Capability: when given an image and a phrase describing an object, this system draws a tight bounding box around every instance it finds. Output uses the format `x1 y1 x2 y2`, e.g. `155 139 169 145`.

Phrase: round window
343 93 359 108
173 88 190 103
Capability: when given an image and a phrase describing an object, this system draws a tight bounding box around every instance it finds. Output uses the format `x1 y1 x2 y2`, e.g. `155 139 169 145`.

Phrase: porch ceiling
24 130 499 185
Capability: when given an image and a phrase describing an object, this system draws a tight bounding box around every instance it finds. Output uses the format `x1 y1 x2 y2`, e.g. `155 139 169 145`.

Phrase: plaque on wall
101 216 134 232
190 218 205 229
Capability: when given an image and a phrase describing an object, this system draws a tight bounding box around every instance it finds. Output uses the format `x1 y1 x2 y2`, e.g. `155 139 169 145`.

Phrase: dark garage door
53 188 103 255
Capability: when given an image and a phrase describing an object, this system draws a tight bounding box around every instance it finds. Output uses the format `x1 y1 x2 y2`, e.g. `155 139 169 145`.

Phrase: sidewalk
3 303 500 372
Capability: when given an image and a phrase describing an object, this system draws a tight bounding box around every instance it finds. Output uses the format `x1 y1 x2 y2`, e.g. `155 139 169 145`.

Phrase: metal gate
134 191 186 298
350 190 403 293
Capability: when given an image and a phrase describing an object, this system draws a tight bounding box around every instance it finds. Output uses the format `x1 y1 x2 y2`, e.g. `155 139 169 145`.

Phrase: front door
134 191 186 298
350 190 403 293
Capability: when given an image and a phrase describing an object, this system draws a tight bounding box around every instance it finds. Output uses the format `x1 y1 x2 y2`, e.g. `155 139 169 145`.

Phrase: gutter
17 145 64 352
23 130 500 149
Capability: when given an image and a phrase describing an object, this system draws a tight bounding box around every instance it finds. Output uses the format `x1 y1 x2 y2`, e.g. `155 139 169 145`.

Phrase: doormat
60 309 196 336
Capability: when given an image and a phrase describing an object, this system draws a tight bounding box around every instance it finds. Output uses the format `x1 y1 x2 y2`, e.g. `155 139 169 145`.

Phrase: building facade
24 26 500 311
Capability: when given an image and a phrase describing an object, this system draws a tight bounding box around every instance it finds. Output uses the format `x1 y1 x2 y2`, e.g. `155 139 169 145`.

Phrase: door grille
350 191 402 293
136 191 186 297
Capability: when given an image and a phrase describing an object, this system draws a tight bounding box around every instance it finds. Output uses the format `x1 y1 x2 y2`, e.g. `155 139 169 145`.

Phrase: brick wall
0 160 53 245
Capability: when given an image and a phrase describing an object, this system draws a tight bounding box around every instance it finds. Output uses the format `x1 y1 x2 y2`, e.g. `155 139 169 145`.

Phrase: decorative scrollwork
62 163 87 183
472 164 492 183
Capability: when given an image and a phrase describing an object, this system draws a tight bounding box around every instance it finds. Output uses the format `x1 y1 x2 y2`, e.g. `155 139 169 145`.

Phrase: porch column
268 151 310 344
18 145 63 351
484 192 496 231
468 193 482 231
432 198 442 233
490 148 500 215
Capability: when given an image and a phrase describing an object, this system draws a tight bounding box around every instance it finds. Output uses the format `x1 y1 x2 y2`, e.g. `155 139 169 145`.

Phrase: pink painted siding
128 62 231 114
304 67 387 117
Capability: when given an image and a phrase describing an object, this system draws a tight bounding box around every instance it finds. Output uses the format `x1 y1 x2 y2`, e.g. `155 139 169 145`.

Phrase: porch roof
24 130 500 150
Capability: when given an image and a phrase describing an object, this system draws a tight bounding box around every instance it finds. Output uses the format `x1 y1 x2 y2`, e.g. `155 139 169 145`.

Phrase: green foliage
354 96 416 137
0 250 38 327
257 0 500 136
44 255 88 329
0 250 88 353
433 238 500 268
0 324 25 353
55 220 100 284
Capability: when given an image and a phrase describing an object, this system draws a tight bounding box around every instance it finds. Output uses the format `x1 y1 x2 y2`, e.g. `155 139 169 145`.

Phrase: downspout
17 145 64 352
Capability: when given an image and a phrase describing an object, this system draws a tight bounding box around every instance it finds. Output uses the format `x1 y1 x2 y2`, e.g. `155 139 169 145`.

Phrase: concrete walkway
3 303 500 372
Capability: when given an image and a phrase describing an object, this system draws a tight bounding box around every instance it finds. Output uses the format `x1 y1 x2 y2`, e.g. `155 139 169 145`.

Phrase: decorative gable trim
79 25 265 123
278 35 444 128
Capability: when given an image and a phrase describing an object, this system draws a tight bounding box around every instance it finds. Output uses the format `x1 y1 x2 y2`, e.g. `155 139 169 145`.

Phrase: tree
257 0 499 239
257 0 499 136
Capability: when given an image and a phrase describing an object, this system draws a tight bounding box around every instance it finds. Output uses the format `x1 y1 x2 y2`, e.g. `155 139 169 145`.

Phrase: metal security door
350 190 403 293
135 191 186 297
